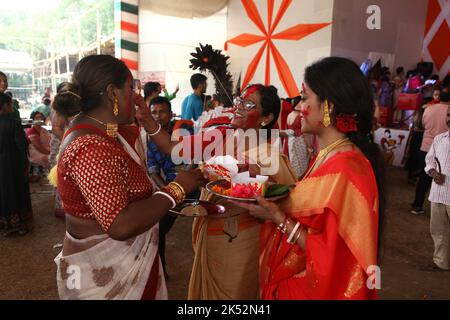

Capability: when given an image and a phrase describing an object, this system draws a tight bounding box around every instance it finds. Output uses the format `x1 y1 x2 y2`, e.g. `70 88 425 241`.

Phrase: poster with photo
374 127 410 167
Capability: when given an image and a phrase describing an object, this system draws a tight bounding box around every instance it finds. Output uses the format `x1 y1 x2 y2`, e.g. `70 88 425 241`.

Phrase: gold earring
323 100 331 127
261 121 266 127
113 98 119 116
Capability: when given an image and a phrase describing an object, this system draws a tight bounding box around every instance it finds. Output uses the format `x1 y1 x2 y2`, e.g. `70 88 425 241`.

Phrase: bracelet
147 123 161 136
154 191 176 208
292 227 305 244
277 217 291 234
161 185 182 204
168 181 187 198
162 184 185 205
287 222 301 244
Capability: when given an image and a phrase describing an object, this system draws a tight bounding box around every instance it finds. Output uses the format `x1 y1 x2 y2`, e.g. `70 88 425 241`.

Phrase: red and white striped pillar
115 0 139 78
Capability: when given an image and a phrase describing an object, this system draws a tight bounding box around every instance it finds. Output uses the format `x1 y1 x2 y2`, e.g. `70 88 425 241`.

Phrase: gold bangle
170 186 184 203
168 183 186 203
172 186 185 203
169 181 186 197
162 185 185 205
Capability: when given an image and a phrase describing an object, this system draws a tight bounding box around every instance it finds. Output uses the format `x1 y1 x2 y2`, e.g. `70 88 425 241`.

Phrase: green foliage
0 0 114 60
265 184 293 198
5 73 32 88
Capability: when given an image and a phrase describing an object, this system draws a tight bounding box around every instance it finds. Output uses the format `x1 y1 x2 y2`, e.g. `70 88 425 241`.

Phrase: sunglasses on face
233 97 256 110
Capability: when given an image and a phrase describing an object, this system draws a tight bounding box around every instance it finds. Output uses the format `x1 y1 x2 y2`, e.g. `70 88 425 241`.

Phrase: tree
0 0 114 60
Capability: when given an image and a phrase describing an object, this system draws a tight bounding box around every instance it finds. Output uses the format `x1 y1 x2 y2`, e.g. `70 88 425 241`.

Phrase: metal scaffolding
32 36 115 93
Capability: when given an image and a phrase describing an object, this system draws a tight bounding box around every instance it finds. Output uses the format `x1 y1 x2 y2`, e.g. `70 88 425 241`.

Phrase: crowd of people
363 62 450 273
0 53 448 300
367 63 447 127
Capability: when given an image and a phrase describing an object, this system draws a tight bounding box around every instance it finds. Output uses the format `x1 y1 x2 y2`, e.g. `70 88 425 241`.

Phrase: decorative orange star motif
225 0 332 97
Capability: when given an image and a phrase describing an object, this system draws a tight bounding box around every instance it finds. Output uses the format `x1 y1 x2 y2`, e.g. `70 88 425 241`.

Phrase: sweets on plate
202 156 269 199
230 171 268 199
202 155 239 181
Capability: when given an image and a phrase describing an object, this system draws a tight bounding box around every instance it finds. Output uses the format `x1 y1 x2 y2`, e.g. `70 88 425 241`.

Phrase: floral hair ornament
335 114 358 133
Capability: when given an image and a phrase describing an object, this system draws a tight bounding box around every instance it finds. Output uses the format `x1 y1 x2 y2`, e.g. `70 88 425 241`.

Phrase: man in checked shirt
425 102 450 271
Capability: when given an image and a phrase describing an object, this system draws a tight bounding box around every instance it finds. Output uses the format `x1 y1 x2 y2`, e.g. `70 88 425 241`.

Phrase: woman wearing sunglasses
137 83 297 299
188 84 298 300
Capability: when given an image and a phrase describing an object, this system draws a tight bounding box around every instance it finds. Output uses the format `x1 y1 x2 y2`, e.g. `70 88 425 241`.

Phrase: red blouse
57 125 153 231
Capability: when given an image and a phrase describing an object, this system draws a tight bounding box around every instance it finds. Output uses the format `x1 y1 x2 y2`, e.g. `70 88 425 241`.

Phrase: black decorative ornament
189 43 234 107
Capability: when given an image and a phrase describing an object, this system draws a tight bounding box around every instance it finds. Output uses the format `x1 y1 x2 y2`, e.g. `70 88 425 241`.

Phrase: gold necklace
316 137 350 159
83 114 118 138
303 137 350 178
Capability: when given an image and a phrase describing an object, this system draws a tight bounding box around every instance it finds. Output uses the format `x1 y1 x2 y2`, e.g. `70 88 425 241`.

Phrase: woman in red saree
54 55 206 299
232 57 385 300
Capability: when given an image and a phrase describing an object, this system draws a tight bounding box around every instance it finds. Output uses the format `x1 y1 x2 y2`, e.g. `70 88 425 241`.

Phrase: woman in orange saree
232 57 385 300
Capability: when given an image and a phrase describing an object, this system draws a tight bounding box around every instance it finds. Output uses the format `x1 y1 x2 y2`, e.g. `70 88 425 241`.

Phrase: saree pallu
54 225 167 300
188 154 297 300
260 151 379 300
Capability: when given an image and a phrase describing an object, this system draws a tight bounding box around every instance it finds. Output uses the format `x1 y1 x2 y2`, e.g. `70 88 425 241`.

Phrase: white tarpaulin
140 0 228 18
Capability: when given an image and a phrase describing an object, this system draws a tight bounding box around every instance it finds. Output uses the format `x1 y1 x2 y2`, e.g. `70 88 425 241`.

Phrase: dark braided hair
52 82 82 118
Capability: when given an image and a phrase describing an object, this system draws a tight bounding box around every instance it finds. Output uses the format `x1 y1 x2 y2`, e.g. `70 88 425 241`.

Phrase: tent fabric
140 0 228 18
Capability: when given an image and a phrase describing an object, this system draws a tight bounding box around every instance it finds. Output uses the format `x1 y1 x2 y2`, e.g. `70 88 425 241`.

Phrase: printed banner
374 127 410 167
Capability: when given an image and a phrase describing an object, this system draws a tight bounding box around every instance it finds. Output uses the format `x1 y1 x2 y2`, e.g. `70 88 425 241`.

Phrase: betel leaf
265 184 292 197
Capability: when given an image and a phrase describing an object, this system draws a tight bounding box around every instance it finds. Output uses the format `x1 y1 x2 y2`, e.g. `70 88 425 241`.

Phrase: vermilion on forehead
243 85 262 99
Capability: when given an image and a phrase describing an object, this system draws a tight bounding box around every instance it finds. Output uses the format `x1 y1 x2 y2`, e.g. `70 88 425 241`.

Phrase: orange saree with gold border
260 150 379 300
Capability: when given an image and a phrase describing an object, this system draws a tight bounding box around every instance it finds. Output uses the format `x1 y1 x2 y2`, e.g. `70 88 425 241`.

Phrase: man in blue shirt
181 73 207 121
